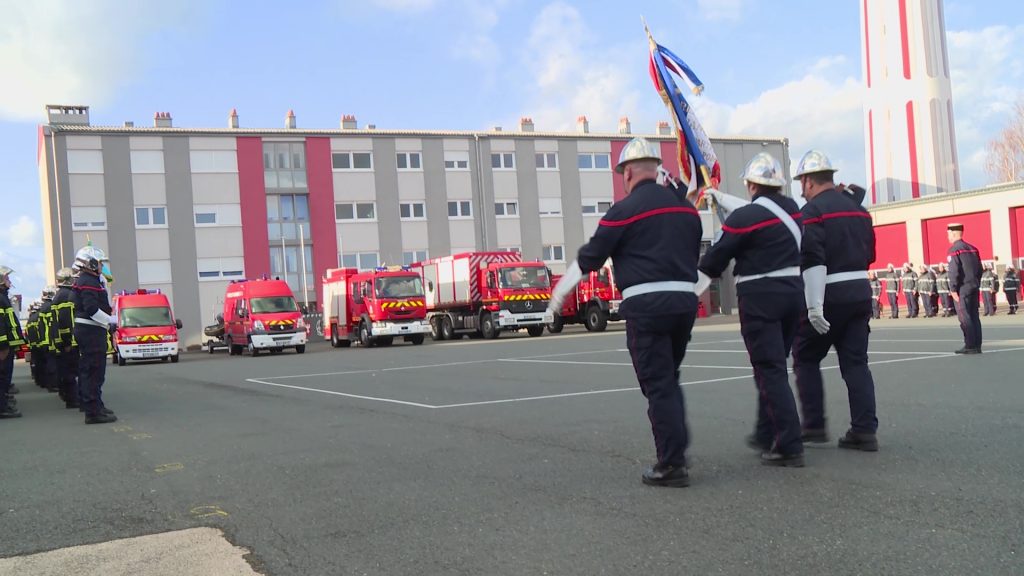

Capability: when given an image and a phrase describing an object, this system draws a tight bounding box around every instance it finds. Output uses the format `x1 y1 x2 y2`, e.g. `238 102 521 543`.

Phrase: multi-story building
38 105 789 346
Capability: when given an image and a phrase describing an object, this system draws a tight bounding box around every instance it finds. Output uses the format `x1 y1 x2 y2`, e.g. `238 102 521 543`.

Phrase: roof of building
868 181 1024 212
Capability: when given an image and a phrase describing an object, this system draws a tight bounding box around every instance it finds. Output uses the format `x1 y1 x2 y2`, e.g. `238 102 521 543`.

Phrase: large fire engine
414 252 554 340
548 261 622 333
322 266 430 348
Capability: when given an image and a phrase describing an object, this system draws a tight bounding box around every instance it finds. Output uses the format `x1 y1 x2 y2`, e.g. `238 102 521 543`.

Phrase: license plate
142 351 161 358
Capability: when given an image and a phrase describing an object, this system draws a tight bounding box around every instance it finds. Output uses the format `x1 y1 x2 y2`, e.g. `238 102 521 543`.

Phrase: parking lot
2 316 1023 575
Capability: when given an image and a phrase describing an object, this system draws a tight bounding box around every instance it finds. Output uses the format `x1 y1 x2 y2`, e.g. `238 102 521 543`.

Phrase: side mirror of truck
175 319 183 329
216 313 224 324
238 309 247 318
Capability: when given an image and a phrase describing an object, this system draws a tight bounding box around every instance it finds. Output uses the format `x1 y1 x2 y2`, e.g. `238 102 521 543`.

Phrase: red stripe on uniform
803 211 873 226
721 213 802 235
598 206 699 227
73 285 106 292
950 249 978 256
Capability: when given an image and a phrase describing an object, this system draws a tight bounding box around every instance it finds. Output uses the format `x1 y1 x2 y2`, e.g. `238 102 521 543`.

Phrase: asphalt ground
1 314 1022 575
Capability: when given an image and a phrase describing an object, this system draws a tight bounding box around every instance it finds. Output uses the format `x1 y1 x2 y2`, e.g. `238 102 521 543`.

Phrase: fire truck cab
111 289 182 365
322 267 430 348
222 278 307 356
548 261 622 333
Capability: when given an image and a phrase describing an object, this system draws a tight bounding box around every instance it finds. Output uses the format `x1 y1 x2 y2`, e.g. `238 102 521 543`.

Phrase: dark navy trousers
887 293 899 318
0 351 13 412
625 312 696 468
904 291 919 317
75 324 108 417
793 299 878 434
57 350 79 404
738 291 803 456
957 289 983 350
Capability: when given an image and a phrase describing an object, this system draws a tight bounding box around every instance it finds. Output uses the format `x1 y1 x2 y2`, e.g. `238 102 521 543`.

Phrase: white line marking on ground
244 378 440 408
499 358 752 370
266 359 495 380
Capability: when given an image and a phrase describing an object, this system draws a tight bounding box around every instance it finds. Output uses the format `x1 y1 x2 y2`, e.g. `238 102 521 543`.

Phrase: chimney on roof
519 117 534 132
285 109 296 130
228 108 239 129
341 114 358 130
493 126 502 132
154 111 173 128
367 124 376 130
618 116 631 135
576 115 589 134
45 104 90 126
657 121 671 136
123 121 134 128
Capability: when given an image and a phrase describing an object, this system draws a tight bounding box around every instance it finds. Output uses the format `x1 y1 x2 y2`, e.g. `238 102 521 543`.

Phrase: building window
535 153 558 170
197 257 245 281
135 206 167 228
340 252 380 271
263 142 307 189
195 212 217 225
582 199 613 215
447 200 473 218
193 204 241 227
542 245 565 262
538 198 562 216
130 150 165 174
399 202 426 220
402 250 428 266
70 207 107 230
494 201 519 218
490 152 515 170
267 194 311 241
396 152 422 170
578 153 611 170
332 152 373 170
444 150 469 170
498 246 521 254
190 150 238 173
335 202 377 222
66 150 103 174
271 245 315 296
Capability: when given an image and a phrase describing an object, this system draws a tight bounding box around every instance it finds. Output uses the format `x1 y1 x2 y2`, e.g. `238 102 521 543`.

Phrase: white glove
549 260 584 313
704 188 749 216
803 265 830 334
695 271 712 297
91 309 116 327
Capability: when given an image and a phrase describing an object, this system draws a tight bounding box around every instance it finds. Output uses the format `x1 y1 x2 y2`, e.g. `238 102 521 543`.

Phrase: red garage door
1010 206 1024 262
921 211 993 265
873 222 909 306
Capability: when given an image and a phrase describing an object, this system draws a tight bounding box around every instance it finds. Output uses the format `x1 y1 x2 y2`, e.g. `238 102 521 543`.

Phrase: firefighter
0 265 26 419
25 301 42 386
51 267 80 409
869 272 882 319
947 223 983 354
696 152 804 467
37 286 62 394
936 264 952 316
902 263 919 318
1004 265 1019 314
980 264 995 316
72 246 118 424
548 137 702 487
917 265 935 318
791 150 879 452
885 263 900 319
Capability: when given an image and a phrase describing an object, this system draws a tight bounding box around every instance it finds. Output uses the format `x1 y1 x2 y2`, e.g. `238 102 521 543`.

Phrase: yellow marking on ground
111 425 132 433
155 462 184 473
191 505 229 518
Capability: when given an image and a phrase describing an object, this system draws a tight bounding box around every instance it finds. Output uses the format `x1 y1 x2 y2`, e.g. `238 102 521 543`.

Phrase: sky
2 0 1023 304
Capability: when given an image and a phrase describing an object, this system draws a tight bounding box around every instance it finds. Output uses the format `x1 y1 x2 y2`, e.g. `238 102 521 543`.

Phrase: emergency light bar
116 289 162 295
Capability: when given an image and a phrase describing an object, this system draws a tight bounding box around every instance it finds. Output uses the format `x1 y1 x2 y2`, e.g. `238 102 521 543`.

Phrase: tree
985 96 1024 184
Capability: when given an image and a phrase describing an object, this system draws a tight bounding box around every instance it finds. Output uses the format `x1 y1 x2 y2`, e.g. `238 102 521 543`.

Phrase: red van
112 289 182 365
223 278 307 356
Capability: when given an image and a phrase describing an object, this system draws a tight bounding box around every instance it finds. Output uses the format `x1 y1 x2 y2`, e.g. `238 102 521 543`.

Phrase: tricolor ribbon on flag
644 21 721 202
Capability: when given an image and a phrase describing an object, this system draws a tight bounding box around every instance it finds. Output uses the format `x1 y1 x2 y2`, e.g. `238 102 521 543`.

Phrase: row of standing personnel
871 264 1018 318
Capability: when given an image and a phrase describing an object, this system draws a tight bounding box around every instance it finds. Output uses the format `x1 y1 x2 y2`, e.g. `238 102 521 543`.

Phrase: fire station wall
192 173 241 204
333 172 376 201
400 221 429 254
558 139 585 262
163 136 203 347
514 139 542 262
132 174 166 206
197 281 229 326
371 138 403 265
492 172 518 199
336 222 380 254
101 136 140 291
872 222 909 269
921 212 993 264
397 171 425 200
449 221 477 254
136 229 170 261
69 174 105 205
422 138 452 259
495 219 522 249
1011 206 1024 263
195 228 245 258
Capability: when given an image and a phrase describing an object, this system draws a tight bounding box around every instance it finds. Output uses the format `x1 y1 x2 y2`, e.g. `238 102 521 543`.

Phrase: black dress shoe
0 407 23 419
85 412 118 424
801 428 829 443
9 385 19 394
838 430 878 452
761 451 805 467
745 434 771 452
642 463 690 487
101 407 115 415
65 401 80 410
954 347 968 354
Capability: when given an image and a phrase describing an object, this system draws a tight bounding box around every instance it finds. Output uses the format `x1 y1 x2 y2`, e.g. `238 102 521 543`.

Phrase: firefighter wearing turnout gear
548 137 702 487
936 264 953 316
36 286 60 393
697 153 805 467
885 263 900 318
0 265 26 418
791 150 879 452
72 246 118 424
869 272 882 319
25 302 42 386
1004 265 1019 314
980 264 997 316
51 268 80 409
918 265 937 318
947 223 983 353
901 263 919 318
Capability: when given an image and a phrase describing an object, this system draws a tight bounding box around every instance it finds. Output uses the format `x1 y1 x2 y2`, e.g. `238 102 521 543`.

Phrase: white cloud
0 216 47 308
450 2 504 66
697 0 744 22
0 0 193 121
4 216 40 248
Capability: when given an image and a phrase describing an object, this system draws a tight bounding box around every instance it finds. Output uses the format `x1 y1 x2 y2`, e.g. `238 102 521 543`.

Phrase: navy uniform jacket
0 290 25 350
1004 272 1020 292
71 273 112 323
901 271 918 293
937 273 950 293
870 278 881 299
885 271 900 293
698 191 802 297
576 178 702 318
51 286 76 349
800 188 875 304
947 240 982 293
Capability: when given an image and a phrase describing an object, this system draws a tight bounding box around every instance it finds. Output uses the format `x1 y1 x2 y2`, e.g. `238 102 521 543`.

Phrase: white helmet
0 265 13 288
74 246 108 276
741 152 785 187
615 137 661 174
41 285 57 301
56 267 76 287
794 150 838 179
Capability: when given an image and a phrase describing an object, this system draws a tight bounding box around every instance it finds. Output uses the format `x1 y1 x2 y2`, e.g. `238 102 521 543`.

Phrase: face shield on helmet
615 137 662 174
741 152 786 188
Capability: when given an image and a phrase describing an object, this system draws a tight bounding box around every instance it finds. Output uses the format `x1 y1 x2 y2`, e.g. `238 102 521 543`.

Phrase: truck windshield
250 296 298 314
498 266 550 289
375 276 424 298
119 307 173 328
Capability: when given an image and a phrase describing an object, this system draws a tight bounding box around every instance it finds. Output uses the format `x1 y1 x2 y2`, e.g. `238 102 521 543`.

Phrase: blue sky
2 0 1023 303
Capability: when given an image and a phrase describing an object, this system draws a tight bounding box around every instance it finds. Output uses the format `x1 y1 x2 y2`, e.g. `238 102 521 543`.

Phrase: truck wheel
430 317 445 341
410 334 425 345
547 314 564 334
117 354 126 367
527 325 545 337
207 341 215 354
228 337 243 356
248 340 260 357
481 313 498 339
585 306 608 332
296 345 306 354
330 324 342 348
171 354 179 363
359 323 375 348
339 338 351 348
440 316 455 340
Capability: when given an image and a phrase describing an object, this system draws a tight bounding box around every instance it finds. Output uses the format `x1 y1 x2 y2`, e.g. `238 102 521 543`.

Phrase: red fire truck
322 266 430 348
548 261 622 333
414 252 554 340
111 289 182 365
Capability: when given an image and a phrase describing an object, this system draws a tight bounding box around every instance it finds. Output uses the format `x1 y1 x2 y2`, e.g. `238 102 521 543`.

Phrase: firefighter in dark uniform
869 272 882 319
791 150 879 452
936 264 952 316
26 302 42 386
980 264 996 316
549 137 702 487
902 263 919 318
72 246 118 424
51 267 80 409
36 286 61 394
946 223 983 354
0 265 26 419
885 263 900 319
1004 265 1019 314
696 153 804 466
917 265 935 318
